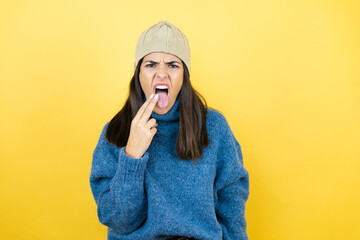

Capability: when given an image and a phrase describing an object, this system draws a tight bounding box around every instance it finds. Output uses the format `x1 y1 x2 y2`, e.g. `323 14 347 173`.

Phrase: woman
90 20 250 240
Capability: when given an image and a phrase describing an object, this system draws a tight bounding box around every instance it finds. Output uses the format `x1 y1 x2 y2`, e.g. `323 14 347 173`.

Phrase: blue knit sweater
90 95 250 240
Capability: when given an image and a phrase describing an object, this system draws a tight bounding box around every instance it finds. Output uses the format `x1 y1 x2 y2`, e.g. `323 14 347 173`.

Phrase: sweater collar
143 94 180 122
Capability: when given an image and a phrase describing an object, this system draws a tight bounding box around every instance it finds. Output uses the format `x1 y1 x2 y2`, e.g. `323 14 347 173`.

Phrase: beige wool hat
134 20 191 73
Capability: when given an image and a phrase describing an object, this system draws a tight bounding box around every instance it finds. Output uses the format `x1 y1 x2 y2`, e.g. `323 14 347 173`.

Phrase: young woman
90 20 250 240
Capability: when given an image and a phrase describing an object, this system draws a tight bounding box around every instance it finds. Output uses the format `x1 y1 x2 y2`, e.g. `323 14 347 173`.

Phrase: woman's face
139 52 184 115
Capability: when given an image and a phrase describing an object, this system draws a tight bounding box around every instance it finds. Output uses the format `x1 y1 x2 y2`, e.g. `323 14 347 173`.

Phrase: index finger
139 93 159 124
132 93 158 122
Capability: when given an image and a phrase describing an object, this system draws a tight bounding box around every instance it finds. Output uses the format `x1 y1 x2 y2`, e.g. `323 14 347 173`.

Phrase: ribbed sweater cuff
115 147 149 185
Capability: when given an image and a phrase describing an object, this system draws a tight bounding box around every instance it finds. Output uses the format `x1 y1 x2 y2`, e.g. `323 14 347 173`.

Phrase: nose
155 64 168 79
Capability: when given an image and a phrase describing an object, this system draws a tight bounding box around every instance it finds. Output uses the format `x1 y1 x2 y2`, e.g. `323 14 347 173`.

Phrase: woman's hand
125 93 159 159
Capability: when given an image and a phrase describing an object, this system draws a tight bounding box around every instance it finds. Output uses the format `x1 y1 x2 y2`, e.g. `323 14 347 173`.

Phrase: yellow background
1 0 359 239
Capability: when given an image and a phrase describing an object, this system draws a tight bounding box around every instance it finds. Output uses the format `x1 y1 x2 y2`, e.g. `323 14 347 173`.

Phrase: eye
145 63 156 68
169 64 179 68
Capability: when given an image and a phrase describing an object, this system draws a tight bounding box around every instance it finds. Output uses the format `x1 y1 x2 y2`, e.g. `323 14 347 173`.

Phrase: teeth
155 85 168 90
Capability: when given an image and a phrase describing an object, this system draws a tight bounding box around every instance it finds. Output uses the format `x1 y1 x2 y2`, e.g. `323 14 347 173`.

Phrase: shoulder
205 107 238 153
206 107 232 135
206 108 246 182
206 108 227 125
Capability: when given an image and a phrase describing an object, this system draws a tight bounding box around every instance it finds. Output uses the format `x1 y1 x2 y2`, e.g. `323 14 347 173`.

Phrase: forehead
143 52 181 62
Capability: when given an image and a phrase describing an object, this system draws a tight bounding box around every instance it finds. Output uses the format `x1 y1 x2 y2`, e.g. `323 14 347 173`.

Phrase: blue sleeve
89 122 149 234
214 114 250 240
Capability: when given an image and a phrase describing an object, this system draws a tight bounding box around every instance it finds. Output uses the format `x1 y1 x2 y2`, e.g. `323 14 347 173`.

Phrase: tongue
157 92 169 108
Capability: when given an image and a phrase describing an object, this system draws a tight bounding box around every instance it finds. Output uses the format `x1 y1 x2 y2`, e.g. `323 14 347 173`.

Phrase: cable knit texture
90 95 250 240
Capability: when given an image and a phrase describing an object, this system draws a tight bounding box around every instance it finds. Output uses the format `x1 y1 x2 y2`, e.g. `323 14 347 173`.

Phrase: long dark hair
105 58 210 161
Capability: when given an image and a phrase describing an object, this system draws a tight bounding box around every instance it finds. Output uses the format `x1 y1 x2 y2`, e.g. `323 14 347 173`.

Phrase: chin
154 106 169 115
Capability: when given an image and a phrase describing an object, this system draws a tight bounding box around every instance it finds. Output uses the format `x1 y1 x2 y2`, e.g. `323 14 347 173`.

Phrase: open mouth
154 84 169 109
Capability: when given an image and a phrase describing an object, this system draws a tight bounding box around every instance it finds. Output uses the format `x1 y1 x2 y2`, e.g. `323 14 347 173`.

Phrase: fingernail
154 94 159 100
150 93 154 99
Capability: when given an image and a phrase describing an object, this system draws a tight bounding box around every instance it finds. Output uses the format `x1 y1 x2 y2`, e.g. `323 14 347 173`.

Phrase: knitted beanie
134 20 191 73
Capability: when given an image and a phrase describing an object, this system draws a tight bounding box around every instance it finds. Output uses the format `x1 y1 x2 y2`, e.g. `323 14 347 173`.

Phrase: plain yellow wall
1 0 359 239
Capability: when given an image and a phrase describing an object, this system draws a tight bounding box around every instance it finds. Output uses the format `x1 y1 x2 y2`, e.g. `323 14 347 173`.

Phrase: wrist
124 147 141 159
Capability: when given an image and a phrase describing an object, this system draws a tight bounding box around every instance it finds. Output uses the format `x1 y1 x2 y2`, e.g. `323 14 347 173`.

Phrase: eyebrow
144 60 181 64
